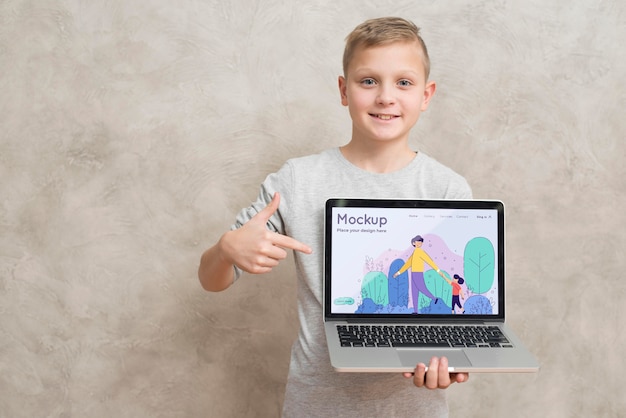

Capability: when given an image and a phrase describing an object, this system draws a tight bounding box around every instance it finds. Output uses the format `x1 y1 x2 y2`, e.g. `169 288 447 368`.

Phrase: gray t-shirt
231 148 472 417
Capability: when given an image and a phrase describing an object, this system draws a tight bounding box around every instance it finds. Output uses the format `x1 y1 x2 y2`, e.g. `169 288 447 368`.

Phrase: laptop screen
324 199 505 321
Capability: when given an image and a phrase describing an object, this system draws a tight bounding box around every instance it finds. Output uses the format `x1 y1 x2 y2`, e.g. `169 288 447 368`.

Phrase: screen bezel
323 198 506 322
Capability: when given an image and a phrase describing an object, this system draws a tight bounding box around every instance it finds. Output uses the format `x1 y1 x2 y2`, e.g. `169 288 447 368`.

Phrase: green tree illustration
361 271 389 306
463 237 495 294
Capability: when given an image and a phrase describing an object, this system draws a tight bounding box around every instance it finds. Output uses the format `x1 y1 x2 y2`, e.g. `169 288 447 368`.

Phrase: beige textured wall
1 1 624 417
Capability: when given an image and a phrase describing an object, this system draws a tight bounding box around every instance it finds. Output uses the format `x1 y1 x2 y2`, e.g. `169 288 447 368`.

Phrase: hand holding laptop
403 357 469 389
220 192 312 275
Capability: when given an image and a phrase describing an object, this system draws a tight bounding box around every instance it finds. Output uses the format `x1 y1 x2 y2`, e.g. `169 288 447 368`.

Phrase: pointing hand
219 192 312 274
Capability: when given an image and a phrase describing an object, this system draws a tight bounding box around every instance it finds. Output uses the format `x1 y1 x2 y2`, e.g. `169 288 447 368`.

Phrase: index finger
272 232 312 254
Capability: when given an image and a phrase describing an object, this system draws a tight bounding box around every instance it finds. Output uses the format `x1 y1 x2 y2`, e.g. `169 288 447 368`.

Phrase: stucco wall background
1 1 624 417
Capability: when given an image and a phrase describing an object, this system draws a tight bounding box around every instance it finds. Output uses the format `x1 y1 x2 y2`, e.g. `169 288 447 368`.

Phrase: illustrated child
393 235 447 313
198 16 471 416
442 273 466 314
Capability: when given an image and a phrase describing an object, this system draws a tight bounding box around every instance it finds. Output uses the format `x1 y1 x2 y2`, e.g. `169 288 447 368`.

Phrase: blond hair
342 17 431 79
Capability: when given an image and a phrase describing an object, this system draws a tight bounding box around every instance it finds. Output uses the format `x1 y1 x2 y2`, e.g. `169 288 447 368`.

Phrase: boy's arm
198 240 236 292
198 193 312 292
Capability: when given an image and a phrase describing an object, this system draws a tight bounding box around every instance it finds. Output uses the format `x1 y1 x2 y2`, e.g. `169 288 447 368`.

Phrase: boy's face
338 41 435 146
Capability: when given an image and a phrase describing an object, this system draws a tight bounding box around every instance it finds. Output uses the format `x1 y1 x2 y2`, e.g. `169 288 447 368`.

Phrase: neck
340 140 417 173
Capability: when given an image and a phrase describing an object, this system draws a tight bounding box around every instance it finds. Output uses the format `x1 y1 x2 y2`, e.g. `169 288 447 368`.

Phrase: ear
338 76 348 106
420 80 437 111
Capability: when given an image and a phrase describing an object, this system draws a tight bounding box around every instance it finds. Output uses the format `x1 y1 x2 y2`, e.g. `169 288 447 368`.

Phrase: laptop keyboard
337 324 513 348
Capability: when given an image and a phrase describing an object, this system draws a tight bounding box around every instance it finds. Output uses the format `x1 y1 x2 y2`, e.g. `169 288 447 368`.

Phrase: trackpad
397 349 471 369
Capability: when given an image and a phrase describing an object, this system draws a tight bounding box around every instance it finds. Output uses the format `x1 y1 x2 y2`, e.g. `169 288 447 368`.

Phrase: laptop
323 198 540 373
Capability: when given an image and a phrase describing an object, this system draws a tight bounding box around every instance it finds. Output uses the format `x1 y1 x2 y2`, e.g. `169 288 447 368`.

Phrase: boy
199 17 471 417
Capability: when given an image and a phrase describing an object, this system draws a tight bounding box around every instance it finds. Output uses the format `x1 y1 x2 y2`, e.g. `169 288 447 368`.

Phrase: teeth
377 114 393 120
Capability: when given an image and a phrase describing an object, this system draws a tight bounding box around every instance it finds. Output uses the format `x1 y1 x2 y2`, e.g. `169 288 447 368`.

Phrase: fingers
272 232 312 254
412 363 427 387
255 192 281 224
253 192 312 254
453 372 469 384
412 357 468 389
435 357 451 388
242 235 291 274
422 357 447 389
228 192 312 275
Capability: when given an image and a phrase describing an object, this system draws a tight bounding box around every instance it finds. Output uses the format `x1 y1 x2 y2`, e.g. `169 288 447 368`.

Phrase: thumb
255 192 281 223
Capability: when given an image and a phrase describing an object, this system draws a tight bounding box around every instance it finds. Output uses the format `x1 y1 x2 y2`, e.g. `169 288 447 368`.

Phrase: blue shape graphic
463 295 493 314
387 258 408 307
419 298 451 314
355 298 383 313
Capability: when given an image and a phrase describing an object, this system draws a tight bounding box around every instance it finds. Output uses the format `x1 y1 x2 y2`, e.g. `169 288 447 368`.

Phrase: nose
376 83 396 105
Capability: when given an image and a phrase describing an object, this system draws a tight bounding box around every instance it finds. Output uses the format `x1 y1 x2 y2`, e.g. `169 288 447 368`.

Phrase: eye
360 78 377 86
398 79 413 87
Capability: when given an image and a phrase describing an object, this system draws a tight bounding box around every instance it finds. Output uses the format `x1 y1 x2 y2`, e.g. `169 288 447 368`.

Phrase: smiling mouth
371 114 398 120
